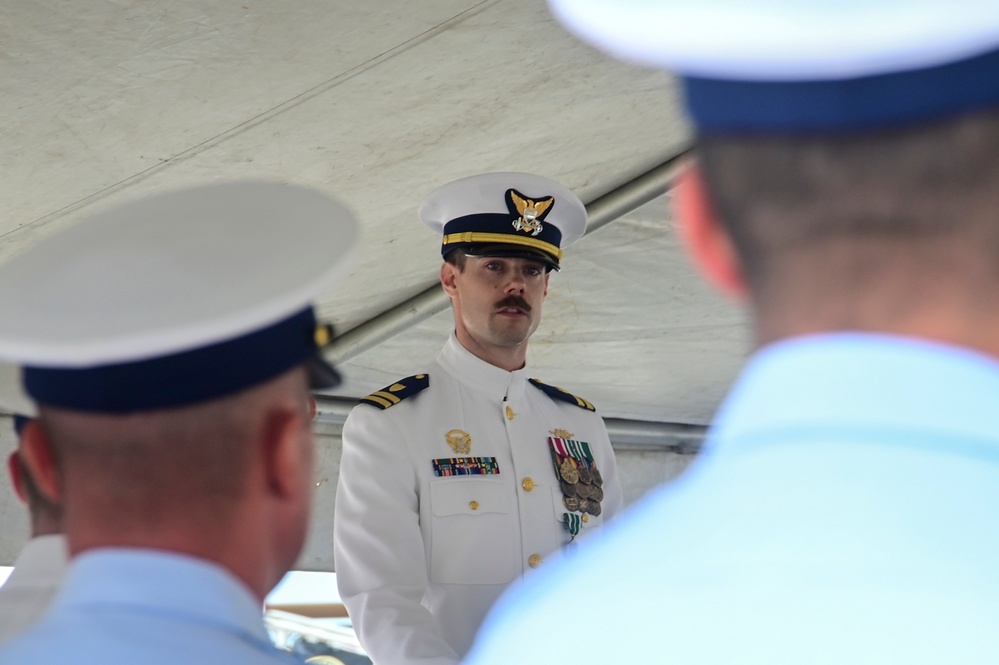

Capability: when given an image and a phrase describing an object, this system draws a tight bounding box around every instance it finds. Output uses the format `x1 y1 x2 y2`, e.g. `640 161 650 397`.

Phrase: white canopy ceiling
0 0 750 427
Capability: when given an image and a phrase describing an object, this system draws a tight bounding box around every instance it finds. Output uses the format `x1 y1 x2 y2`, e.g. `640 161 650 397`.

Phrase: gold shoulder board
359 374 430 410
528 378 596 412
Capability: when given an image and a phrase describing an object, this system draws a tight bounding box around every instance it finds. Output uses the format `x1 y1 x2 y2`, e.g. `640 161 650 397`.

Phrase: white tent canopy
0 0 750 567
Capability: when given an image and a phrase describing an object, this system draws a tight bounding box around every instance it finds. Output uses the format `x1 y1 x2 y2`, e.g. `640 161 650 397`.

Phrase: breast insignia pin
446 429 472 455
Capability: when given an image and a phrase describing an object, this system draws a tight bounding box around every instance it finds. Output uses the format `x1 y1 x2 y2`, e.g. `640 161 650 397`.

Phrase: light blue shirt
0 548 303 665
465 334 999 664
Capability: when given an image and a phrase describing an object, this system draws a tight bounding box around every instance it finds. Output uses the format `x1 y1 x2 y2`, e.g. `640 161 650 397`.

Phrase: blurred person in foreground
0 181 357 664
465 1 999 662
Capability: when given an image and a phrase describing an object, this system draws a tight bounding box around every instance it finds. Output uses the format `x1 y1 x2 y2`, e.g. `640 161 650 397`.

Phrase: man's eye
526 267 542 277
485 262 502 271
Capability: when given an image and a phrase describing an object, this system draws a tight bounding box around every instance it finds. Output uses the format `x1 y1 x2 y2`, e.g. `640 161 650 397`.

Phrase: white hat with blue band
0 181 358 413
420 172 587 271
546 0 999 132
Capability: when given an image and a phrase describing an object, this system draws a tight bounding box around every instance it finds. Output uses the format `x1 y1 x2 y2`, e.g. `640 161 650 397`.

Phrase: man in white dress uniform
334 172 623 665
0 181 357 665
464 2 999 663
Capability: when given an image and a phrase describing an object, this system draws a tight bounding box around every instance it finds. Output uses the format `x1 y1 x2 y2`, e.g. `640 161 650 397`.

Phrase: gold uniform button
469 500 479 511
528 554 542 568
521 477 535 492
505 405 515 420
582 514 589 522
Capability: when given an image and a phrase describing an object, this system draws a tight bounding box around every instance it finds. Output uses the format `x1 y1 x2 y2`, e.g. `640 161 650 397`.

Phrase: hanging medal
549 433 604 538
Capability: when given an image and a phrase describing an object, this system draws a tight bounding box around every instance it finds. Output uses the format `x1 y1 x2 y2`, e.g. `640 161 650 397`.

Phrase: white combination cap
0 181 358 413
547 0 999 132
419 172 587 270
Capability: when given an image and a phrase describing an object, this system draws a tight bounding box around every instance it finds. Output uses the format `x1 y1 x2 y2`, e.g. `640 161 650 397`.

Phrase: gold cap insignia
509 189 553 237
313 323 334 348
446 429 472 455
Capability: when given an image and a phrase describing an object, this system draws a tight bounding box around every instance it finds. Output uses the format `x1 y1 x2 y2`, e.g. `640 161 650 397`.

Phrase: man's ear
261 404 310 500
18 420 61 504
7 451 27 504
440 261 458 298
673 162 748 300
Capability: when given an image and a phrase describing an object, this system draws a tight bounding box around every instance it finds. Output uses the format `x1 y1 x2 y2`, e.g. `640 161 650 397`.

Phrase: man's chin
489 326 534 348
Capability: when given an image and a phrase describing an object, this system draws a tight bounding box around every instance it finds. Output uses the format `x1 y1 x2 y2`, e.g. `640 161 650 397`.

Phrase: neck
454 329 528 372
754 265 999 359
31 521 63 538
64 497 279 602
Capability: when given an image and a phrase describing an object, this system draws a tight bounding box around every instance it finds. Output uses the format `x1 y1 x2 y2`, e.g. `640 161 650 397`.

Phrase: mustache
495 295 532 313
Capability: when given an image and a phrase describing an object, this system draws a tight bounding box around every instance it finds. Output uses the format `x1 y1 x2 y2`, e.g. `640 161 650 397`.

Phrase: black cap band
24 307 339 413
684 45 999 133
441 213 564 267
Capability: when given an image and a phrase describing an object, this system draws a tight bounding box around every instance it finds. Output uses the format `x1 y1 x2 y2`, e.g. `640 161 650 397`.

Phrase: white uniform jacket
0 534 68 644
334 333 622 665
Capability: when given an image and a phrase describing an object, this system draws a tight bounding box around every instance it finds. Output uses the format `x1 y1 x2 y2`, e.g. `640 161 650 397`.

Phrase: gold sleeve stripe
359 374 431 411
362 394 394 408
442 232 562 261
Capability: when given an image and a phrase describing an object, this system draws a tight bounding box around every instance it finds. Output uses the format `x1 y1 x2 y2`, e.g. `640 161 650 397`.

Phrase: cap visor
307 354 341 391
463 244 560 270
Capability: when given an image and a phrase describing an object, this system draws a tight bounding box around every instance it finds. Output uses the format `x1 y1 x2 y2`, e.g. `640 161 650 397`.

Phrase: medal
559 458 580 484
549 434 602 534
591 464 603 486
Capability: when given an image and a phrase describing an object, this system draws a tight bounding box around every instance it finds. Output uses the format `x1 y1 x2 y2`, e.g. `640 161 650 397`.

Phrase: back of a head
37 367 309 537
698 112 999 298
0 181 358 599
452 7 999 665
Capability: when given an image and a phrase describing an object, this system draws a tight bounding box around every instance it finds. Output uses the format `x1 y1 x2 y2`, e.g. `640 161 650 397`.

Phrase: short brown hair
697 108 999 296
444 248 467 271
39 367 310 530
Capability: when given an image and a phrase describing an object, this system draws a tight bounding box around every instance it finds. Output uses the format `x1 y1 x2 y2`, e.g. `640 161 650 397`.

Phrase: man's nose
504 273 526 294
